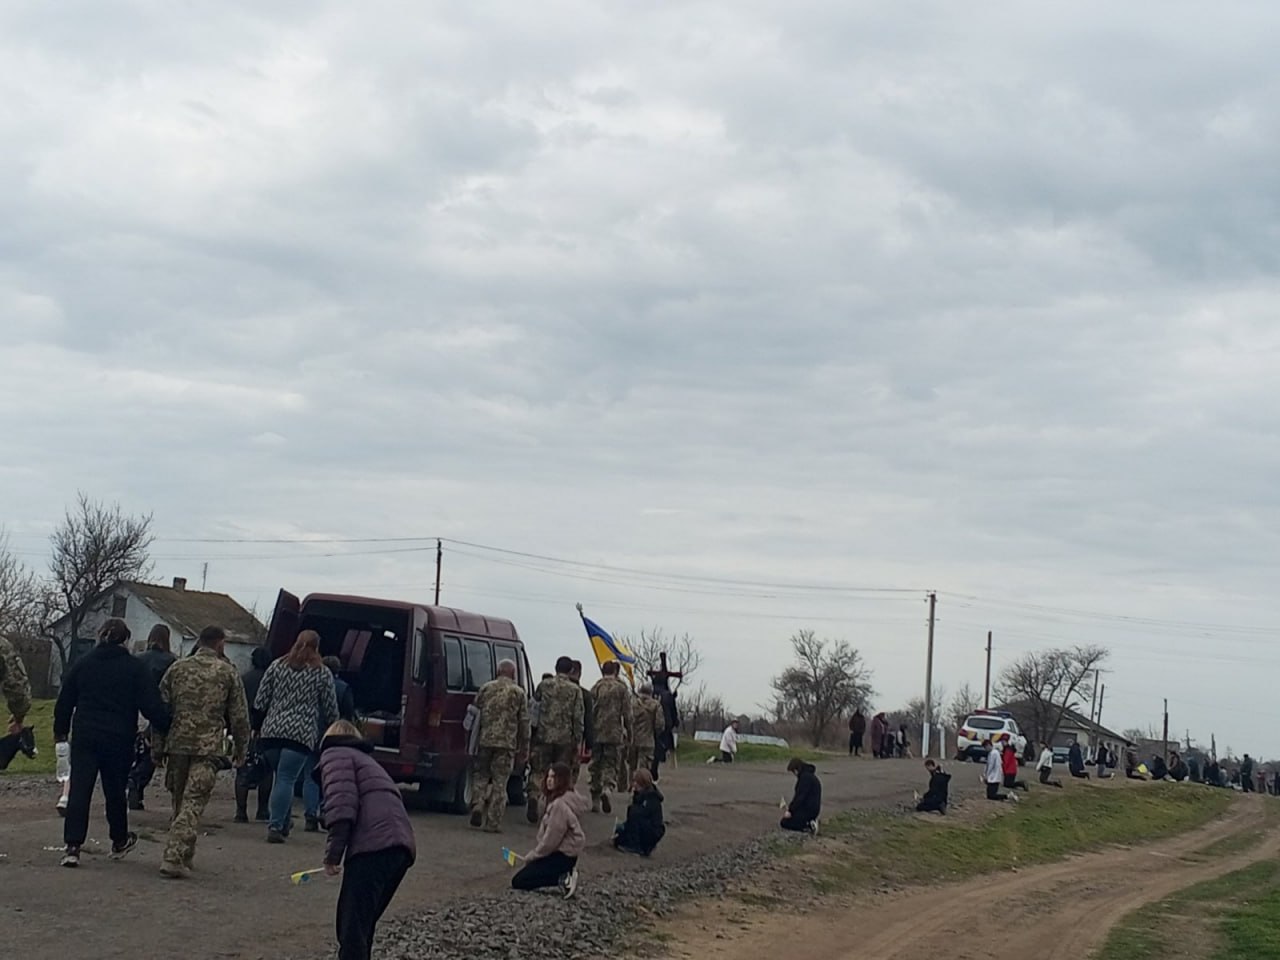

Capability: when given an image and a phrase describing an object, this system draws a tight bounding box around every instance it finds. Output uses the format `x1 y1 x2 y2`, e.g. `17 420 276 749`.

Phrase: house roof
997 698 1133 746
123 581 266 645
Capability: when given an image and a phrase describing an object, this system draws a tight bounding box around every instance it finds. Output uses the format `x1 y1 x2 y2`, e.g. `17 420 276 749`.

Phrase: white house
50 577 267 684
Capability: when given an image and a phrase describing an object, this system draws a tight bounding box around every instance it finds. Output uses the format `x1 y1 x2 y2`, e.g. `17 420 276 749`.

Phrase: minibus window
463 639 494 692
444 636 465 690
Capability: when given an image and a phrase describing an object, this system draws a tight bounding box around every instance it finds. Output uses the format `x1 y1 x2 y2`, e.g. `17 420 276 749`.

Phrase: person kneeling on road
915 759 951 814
780 757 822 834
984 739 1016 803
513 762 585 899
1002 740 1029 793
1036 742 1063 788
613 768 665 856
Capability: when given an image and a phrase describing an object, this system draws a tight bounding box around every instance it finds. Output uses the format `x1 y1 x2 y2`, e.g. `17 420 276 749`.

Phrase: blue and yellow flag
578 606 636 687
501 847 521 867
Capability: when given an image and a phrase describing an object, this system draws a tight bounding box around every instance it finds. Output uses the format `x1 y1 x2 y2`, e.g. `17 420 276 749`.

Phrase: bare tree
994 645 1108 746
47 494 154 671
897 688 947 735
0 529 44 641
947 682 983 729
771 630 875 747
624 628 702 690
679 683 732 736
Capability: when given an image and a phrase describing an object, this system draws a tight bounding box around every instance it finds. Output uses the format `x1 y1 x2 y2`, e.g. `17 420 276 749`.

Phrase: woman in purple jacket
315 721 416 960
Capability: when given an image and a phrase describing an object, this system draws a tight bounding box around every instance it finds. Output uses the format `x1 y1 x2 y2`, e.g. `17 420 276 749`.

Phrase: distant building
998 699 1133 760
48 577 266 684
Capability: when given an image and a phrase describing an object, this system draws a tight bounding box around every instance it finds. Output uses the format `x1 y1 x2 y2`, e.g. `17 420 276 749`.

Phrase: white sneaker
562 868 579 900
809 819 820 836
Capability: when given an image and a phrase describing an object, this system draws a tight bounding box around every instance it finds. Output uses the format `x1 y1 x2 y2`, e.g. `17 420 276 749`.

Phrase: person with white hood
984 739 1016 802
709 719 740 764
1036 741 1064 788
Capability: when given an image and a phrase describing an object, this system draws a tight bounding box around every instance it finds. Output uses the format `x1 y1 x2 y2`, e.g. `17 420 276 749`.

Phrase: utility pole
1096 683 1106 729
201 562 208 592
983 631 993 709
1088 671 1100 725
1163 699 1169 762
434 539 443 606
922 591 937 758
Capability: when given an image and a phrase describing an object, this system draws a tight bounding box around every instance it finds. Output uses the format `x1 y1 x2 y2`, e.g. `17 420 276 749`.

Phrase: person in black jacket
127 624 177 810
780 758 821 834
915 759 951 814
612 769 665 856
54 619 171 868
235 647 275 823
1068 740 1090 779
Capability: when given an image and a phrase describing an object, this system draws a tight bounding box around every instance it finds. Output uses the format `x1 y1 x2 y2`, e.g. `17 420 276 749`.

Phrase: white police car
955 710 1028 763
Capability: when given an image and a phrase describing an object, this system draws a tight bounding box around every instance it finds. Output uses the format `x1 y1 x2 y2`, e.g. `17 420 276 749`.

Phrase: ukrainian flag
579 607 636 687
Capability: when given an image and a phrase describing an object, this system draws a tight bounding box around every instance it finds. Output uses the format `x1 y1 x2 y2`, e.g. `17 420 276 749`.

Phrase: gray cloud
2 1 1279 753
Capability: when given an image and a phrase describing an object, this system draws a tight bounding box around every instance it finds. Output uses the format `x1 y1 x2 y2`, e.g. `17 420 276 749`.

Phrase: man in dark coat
915 759 951 814
1068 740 1090 779
780 758 822 833
849 710 867 757
128 625 178 810
235 647 275 822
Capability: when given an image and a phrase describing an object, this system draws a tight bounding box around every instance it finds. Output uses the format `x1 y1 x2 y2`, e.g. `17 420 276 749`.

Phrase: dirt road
663 793 1276 960
0 754 945 960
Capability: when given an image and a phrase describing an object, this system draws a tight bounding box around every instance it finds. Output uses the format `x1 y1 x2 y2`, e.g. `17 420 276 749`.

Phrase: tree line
3 495 1110 741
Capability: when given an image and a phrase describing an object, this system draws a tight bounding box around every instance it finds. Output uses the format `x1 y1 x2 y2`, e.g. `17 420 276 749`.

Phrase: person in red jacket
1001 740 1029 793
315 720 417 960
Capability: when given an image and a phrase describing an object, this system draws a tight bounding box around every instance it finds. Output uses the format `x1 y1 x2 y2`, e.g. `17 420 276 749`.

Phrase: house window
111 595 127 618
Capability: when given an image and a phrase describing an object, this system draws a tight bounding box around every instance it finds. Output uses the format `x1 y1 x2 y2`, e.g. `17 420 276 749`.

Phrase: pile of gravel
368 832 805 960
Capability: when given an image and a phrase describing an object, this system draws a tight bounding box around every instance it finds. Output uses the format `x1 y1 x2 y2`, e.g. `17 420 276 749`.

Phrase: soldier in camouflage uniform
0 634 32 735
469 659 529 833
154 626 251 878
568 659 593 786
526 656 584 823
589 660 634 813
630 683 666 783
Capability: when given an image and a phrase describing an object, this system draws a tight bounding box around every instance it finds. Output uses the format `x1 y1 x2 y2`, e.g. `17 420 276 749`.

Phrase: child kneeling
613 769 665 856
513 762 586 899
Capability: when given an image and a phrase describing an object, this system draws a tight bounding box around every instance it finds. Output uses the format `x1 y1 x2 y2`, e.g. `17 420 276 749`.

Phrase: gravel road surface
0 755 980 960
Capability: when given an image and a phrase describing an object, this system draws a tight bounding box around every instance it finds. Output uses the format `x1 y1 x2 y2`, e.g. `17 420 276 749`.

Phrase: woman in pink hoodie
513 762 586 898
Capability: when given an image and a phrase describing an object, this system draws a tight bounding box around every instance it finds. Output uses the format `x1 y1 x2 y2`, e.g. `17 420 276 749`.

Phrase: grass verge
812 783 1233 893
2 699 55 775
1096 859 1280 960
676 739 827 764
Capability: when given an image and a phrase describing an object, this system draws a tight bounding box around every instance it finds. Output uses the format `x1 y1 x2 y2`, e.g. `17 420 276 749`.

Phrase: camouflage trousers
589 742 624 798
528 742 577 803
469 747 515 832
629 743 655 780
164 754 220 869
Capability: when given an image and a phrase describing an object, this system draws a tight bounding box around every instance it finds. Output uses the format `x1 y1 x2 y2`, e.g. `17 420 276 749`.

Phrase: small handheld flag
501 847 523 867
291 868 325 885
779 797 789 811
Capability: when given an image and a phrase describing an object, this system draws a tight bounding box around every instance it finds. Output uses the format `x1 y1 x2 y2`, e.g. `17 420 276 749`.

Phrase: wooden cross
649 651 684 692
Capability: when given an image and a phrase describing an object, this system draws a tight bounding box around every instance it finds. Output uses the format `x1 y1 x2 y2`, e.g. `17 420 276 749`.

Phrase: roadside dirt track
0 754 951 960
662 792 1276 960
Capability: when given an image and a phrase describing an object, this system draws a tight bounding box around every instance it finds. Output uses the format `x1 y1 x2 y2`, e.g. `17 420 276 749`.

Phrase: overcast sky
2 2 1278 757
